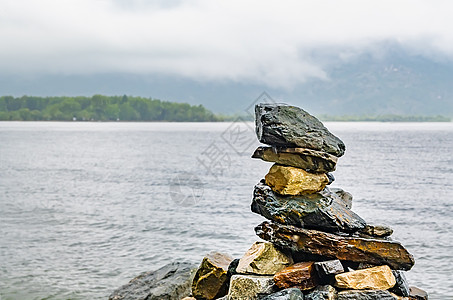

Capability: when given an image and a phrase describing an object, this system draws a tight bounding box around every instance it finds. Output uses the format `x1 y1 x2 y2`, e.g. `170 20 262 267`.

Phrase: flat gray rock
255 103 345 157
252 146 338 173
108 262 196 300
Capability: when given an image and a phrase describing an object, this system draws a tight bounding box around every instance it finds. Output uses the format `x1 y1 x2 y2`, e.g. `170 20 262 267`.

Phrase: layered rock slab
255 221 415 271
252 181 366 233
236 241 293 275
255 103 345 157
191 252 233 300
252 146 338 173
334 265 396 290
265 164 329 195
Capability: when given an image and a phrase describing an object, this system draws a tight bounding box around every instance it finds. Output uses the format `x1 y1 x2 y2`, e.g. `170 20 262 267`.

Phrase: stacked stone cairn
188 103 428 300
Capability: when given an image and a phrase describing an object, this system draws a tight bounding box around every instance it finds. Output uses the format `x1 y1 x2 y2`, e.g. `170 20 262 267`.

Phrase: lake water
0 121 452 300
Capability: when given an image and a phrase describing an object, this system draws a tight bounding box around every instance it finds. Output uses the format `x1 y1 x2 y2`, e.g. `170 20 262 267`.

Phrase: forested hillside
0 95 220 121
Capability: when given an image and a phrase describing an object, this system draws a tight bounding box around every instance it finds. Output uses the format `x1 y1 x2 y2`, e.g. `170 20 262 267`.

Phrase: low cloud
1 0 453 88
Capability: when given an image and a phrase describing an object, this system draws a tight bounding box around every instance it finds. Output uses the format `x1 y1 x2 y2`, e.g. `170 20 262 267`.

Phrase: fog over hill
2 44 452 117
3 1 453 117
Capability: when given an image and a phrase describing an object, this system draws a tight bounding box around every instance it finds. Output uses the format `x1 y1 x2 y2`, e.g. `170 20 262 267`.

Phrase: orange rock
273 262 318 290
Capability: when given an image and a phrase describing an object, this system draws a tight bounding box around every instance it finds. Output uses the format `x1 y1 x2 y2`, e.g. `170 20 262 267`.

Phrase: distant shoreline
1 95 451 122
318 115 451 122
0 119 451 123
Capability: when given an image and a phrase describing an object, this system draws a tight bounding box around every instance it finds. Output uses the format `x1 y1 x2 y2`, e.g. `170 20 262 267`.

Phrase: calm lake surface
0 121 452 299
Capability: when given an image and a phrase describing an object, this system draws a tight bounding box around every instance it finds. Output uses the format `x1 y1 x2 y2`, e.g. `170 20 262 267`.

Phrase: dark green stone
251 181 366 233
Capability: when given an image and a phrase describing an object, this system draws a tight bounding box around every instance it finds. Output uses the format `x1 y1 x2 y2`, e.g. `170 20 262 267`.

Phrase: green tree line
0 95 221 121
1 95 451 122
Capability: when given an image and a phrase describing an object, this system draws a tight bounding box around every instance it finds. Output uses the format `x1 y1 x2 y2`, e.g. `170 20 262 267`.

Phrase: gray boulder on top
255 103 345 157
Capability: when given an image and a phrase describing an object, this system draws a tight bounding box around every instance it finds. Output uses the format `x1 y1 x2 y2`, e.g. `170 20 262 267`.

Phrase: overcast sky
1 0 453 88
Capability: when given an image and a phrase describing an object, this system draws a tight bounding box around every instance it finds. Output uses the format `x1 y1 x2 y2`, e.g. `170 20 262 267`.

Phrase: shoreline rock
108 262 196 300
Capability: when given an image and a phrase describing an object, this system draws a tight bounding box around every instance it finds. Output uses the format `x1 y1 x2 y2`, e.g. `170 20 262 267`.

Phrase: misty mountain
294 47 453 116
2 46 452 117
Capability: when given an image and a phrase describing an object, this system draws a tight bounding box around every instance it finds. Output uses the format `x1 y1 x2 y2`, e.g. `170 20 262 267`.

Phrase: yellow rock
236 241 293 275
265 164 328 195
191 252 233 299
335 265 396 290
